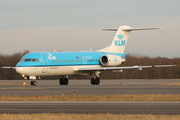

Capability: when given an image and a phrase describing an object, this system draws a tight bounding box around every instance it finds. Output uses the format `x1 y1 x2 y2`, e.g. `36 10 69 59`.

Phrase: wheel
64 78 68 85
95 78 100 85
59 78 63 85
59 78 68 85
34 81 37 85
30 81 34 85
91 78 95 85
30 81 36 85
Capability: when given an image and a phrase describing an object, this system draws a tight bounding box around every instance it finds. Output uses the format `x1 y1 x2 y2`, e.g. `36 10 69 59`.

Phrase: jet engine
100 55 125 67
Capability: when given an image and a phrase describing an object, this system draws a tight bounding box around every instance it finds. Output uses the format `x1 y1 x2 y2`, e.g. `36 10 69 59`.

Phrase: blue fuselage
16 52 125 67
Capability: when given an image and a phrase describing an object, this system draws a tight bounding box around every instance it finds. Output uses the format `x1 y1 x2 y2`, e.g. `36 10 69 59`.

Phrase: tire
91 78 95 85
30 81 36 85
30 81 33 85
94 78 98 85
34 81 37 85
95 78 100 85
64 78 68 85
59 78 63 85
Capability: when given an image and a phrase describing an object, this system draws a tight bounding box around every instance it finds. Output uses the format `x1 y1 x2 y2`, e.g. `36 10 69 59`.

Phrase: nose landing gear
30 81 37 85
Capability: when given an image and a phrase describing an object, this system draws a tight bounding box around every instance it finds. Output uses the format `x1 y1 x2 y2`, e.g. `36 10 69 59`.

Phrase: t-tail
99 25 162 53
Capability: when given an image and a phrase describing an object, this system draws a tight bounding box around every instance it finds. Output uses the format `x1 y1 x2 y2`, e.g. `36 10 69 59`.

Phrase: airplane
2 25 176 85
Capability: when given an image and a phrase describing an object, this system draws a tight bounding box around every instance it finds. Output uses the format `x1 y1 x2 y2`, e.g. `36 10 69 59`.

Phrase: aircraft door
82 56 87 65
41 54 49 73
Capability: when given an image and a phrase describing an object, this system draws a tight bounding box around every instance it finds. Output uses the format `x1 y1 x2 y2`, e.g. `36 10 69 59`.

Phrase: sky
0 0 179 58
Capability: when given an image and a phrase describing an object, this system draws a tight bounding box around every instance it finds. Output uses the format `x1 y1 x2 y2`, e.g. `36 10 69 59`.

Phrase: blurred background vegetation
0 51 179 80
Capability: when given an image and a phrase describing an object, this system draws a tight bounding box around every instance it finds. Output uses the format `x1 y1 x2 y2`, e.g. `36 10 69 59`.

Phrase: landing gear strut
91 78 100 85
59 77 68 85
30 81 37 85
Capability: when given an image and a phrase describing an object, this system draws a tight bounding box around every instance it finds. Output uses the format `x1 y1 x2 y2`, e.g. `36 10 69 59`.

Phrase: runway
0 80 180 115
0 101 180 115
0 80 180 96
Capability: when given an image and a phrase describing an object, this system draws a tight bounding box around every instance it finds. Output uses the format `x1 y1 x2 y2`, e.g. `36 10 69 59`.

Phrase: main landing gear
30 80 37 85
91 78 100 85
91 72 100 85
59 77 68 85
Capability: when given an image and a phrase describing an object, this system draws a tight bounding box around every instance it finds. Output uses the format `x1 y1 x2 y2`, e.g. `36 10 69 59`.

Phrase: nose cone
15 67 25 74
16 62 26 74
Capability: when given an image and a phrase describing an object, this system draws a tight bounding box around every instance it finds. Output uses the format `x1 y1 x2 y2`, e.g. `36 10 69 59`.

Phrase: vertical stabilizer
99 25 162 53
109 25 131 53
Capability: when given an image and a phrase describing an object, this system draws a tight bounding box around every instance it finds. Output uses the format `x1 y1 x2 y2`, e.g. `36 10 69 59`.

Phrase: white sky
0 0 179 58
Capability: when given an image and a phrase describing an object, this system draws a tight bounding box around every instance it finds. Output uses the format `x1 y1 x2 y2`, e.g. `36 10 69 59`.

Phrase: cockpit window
32 58 39 62
24 59 32 62
32 59 36 62
36 59 39 62
20 58 24 62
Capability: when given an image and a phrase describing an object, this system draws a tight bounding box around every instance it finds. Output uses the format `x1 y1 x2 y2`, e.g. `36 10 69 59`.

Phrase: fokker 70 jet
2 25 175 85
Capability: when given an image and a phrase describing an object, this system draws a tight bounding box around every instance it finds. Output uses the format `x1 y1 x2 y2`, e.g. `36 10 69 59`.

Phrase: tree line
0 51 179 80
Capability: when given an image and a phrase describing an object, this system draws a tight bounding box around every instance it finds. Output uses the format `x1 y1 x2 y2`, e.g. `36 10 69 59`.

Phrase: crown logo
117 33 123 39
114 58 118 62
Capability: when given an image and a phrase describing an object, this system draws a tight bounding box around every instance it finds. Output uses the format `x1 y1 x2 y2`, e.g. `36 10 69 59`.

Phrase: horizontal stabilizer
102 29 118 31
122 27 163 31
103 27 163 31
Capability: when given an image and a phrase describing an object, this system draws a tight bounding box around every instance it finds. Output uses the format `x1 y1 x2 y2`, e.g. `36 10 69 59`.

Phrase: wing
77 65 176 72
1 67 16 69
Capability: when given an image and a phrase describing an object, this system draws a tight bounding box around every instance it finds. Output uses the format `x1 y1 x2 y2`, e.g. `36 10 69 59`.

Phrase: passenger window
24 59 32 62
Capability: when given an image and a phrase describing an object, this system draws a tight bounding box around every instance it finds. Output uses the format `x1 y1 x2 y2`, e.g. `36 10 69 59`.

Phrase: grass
0 94 180 101
0 83 20 86
150 83 180 86
0 113 180 120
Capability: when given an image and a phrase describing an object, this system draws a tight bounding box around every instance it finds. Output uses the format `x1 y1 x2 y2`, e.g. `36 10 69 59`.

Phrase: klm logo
48 54 56 60
115 33 125 46
115 40 125 46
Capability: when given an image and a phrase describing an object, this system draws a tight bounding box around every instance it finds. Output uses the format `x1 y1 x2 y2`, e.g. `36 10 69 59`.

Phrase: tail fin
99 25 162 53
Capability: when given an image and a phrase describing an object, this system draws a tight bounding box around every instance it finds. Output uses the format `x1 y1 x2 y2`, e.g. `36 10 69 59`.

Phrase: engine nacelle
100 55 125 67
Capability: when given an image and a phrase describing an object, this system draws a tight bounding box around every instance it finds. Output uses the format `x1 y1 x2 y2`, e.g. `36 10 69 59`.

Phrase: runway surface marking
0 101 180 115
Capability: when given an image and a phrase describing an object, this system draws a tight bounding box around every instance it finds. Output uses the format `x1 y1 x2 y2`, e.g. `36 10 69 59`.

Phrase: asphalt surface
0 79 180 115
0 101 180 115
0 80 180 96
